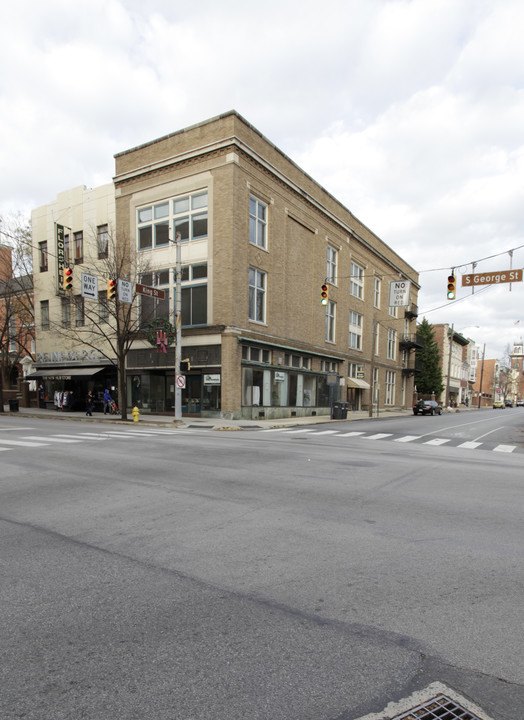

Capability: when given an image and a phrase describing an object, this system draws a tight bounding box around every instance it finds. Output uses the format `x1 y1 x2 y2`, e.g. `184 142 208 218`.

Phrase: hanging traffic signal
180 358 191 372
447 274 456 300
107 278 117 300
321 283 329 305
63 267 73 291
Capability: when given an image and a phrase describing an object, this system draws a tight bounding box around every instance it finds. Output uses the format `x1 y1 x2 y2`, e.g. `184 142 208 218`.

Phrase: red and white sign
176 375 186 389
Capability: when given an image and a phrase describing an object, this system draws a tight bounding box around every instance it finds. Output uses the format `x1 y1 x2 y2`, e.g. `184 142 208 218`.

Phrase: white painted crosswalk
0 428 184 453
258 427 519 453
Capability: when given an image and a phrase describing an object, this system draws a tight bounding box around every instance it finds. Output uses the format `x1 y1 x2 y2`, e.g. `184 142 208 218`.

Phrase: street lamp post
171 231 182 421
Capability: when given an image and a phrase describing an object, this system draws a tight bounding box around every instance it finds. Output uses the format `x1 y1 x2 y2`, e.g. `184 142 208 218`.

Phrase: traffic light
63 267 73 291
447 274 456 300
107 278 116 300
321 283 329 305
180 358 191 372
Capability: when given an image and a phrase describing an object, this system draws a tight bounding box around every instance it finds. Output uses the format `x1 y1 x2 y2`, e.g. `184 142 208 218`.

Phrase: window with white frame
326 301 336 343
385 370 396 405
374 277 381 308
74 295 85 327
387 327 397 360
350 262 364 299
389 303 398 318
140 270 170 326
61 297 71 328
373 367 379 404
137 191 208 251
249 196 267 249
98 290 109 324
327 246 337 284
348 362 363 378
249 267 266 323
181 263 207 327
97 224 109 259
374 322 380 355
40 300 49 330
348 311 362 350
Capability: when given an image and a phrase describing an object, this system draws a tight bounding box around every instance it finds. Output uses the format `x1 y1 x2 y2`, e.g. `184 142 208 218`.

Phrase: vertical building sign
56 223 65 293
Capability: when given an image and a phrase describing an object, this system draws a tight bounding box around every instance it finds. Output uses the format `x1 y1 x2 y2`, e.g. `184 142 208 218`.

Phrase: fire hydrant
132 406 140 423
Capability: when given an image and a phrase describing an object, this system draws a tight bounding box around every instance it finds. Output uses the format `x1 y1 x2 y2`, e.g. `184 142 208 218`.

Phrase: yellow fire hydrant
132 406 140 423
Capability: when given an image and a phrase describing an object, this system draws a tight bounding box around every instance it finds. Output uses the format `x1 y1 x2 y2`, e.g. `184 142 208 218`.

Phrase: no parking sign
176 375 186 389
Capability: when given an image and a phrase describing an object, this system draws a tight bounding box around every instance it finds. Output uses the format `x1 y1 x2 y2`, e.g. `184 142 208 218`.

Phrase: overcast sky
1 0 523 360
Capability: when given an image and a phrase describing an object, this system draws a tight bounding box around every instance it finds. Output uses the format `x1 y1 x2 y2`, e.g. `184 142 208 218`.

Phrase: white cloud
1 0 523 358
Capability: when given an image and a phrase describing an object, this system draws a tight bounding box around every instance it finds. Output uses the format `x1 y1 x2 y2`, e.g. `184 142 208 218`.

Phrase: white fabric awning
347 378 370 389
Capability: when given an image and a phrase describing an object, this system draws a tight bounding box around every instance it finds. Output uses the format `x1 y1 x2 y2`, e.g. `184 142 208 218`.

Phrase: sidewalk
1 404 413 430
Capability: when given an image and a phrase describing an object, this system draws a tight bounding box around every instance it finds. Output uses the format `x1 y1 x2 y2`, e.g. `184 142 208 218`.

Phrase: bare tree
52 228 155 421
0 215 34 412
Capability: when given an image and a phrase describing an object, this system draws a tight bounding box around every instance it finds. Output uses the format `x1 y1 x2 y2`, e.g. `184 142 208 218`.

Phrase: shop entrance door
182 376 201 415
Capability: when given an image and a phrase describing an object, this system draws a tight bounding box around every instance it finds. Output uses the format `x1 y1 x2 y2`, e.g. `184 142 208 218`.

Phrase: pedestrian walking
86 390 94 416
103 388 112 415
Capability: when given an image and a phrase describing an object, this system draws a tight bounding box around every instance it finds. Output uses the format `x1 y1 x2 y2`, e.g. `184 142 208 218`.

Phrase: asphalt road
0 413 523 719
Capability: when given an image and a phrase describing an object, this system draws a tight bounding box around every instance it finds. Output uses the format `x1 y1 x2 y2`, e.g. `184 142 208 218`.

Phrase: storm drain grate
390 694 482 720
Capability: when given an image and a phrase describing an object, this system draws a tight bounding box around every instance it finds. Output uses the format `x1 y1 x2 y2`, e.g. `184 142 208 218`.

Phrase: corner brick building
32 111 420 419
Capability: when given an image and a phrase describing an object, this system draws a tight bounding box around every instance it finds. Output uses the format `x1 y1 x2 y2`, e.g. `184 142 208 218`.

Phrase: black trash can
9 398 19 412
332 401 345 419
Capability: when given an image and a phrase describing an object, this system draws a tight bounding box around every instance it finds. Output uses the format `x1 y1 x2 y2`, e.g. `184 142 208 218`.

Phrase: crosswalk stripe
363 433 393 440
20 436 83 444
0 438 47 447
493 444 516 453
284 429 316 434
457 441 482 449
424 438 450 446
338 431 366 437
314 430 340 435
394 435 421 443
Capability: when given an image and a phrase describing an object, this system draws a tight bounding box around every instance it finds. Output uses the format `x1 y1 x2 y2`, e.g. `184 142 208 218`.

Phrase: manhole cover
355 683 494 720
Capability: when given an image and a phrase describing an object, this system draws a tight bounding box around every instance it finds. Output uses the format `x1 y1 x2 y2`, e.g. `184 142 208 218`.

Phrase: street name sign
389 280 411 307
462 269 523 286
81 272 98 300
135 283 165 299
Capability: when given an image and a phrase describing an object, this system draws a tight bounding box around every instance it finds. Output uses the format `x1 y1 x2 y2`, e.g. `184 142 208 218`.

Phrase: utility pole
445 323 454 408
477 343 486 408
173 232 182 421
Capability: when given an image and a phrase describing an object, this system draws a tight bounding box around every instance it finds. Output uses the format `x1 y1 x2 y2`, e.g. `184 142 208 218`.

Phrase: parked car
505 399 514 407
493 400 505 409
413 399 443 415
517 399 524 407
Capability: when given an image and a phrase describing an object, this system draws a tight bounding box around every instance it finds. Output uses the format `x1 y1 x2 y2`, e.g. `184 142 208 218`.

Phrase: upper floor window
75 295 85 327
326 301 336 343
137 192 208 251
249 196 267 249
350 262 364 299
327 246 337 284
74 231 83 264
374 277 381 308
61 297 71 328
40 300 49 330
97 224 109 259
385 370 396 405
348 311 362 350
242 346 271 363
389 304 398 318
387 328 397 360
174 192 208 243
39 242 48 272
140 270 170 325
249 267 266 323
8 318 16 352
98 290 109 324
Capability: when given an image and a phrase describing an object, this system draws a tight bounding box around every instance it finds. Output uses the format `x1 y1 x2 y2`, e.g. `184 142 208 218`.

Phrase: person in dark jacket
86 390 94 416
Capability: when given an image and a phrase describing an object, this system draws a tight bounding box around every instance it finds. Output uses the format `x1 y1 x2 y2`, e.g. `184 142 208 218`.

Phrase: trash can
332 401 347 419
8 398 19 412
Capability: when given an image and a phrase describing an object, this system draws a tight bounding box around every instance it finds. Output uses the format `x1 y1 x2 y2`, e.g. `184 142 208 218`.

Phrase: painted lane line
457 441 483 450
493 444 516 453
394 435 421 443
20 436 83 444
424 438 450 446
474 426 506 442
0 438 47 447
338 431 366 437
363 433 393 440
314 430 340 435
